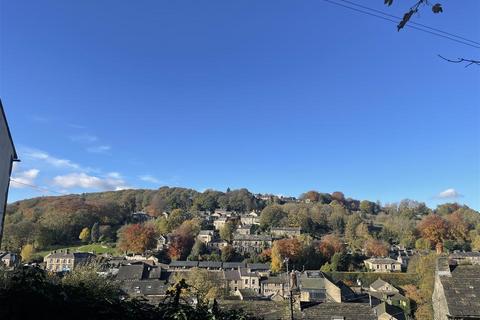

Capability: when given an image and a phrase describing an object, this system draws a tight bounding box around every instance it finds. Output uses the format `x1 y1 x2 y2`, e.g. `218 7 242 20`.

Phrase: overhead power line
337 0 480 46
10 179 67 196
321 0 480 49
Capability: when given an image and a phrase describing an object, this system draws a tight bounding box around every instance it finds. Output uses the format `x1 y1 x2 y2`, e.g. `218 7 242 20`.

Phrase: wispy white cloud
87 145 111 154
70 134 98 143
436 188 463 199
52 172 129 191
11 169 40 188
29 115 50 123
139 174 160 184
23 148 82 170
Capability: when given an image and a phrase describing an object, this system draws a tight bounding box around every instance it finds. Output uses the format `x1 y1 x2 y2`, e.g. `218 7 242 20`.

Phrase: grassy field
37 243 118 257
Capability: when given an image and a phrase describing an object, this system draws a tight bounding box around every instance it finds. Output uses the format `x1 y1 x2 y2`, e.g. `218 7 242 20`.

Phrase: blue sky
1 0 479 209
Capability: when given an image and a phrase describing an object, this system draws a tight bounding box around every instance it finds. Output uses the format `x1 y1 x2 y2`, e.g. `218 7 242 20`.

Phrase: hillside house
364 257 401 272
297 271 342 303
236 224 251 235
156 235 167 250
44 250 95 272
168 260 199 271
271 227 301 238
240 211 260 225
0 101 18 244
0 251 19 268
213 217 228 230
223 268 261 294
197 230 215 244
450 251 480 265
232 234 272 254
261 275 288 299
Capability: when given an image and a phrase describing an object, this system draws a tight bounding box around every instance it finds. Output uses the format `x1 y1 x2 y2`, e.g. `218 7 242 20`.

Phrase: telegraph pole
284 258 294 320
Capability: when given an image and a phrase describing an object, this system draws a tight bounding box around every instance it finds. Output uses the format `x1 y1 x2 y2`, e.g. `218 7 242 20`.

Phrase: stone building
0 101 18 245
364 257 402 272
432 256 480 319
44 250 95 272
271 227 301 238
232 234 272 254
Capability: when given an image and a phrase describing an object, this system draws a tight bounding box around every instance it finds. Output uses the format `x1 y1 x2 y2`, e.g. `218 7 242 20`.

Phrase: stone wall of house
432 258 450 320
325 278 342 302
0 109 15 243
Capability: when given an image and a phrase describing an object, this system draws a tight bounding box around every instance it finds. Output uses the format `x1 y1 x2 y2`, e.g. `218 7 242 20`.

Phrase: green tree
221 245 235 262
259 205 287 230
79 227 91 243
359 200 375 215
219 221 236 242
188 240 206 261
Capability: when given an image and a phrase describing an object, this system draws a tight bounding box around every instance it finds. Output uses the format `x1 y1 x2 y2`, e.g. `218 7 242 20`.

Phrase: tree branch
438 55 480 67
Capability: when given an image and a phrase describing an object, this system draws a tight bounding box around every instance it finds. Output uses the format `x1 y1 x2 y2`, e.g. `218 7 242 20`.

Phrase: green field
37 243 118 257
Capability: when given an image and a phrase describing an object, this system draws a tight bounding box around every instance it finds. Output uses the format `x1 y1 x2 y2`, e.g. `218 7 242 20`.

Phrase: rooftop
364 257 400 264
301 302 377 320
440 264 480 317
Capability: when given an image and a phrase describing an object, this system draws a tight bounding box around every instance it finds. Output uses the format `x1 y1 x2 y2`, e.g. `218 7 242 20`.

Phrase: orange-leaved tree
318 234 345 260
417 214 450 248
117 223 158 253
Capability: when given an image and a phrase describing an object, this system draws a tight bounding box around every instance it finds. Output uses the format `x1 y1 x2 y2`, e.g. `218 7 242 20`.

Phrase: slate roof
441 264 480 317
147 266 162 279
369 278 399 293
301 303 377 320
223 262 245 269
298 271 332 291
239 267 259 277
450 252 480 259
121 280 168 296
374 302 406 320
116 264 147 281
247 263 270 271
0 252 15 260
198 261 222 269
223 269 241 281
169 260 199 268
238 288 264 300
365 257 400 264
233 234 272 241
261 275 287 284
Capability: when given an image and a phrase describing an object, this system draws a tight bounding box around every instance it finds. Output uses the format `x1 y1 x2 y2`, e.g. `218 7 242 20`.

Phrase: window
234 287 238 291
245 279 248 284
252 279 255 285
234 280 237 284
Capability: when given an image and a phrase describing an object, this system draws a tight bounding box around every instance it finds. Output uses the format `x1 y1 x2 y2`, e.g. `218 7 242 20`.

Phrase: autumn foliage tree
79 227 90 243
318 234 344 260
364 239 389 257
446 211 469 241
168 219 201 260
271 238 303 272
117 223 158 253
20 244 35 262
417 214 450 247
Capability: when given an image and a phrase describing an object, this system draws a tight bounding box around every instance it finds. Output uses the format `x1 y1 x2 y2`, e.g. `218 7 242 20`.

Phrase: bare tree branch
438 55 480 67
